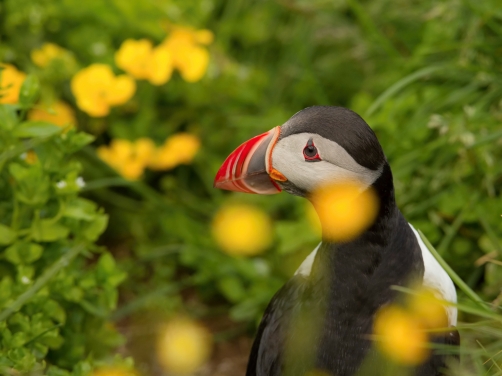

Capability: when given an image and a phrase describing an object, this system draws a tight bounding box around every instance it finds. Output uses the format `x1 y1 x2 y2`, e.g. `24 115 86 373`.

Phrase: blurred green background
1 0 502 375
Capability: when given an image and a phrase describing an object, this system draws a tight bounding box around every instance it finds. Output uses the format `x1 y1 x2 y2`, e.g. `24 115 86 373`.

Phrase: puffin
213 106 459 376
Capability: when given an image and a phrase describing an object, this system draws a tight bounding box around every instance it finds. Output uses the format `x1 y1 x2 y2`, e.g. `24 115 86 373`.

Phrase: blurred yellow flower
28 100 76 128
97 138 155 180
157 317 212 375
31 43 66 67
0 64 26 104
148 133 200 170
374 305 429 365
310 181 379 242
92 367 137 376
23 150 38 165
162 26 213 82
212 204 272 256
115 39 173 85
71 64 135 117
408 288 448 330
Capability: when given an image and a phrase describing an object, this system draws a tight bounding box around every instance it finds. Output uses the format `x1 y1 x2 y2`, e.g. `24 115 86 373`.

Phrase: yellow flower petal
0 64 26 104
374 305 429 365
71 64 136 116
28 101 76 128
212 204 272 256
310 181 379 242
148 46 173 85
31 43 66 67
194 29 214 45
110 139 134 162
135 138 156 164
157 317 212 375
106 74 136 106
24 150 38 165
148 133 200 170
162 27 211 82
115 39 154 80
408 288 449 330
119 159 144 180
92 367 137 376
176 45 209 83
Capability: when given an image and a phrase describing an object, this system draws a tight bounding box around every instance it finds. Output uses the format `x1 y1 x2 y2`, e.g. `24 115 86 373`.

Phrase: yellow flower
212 204 273 256
115 39 173 85
0 64 26 104
97 138 155 180
31 43 66 67
161 26 213 82
71 64 135 117
374 305 429 365
309 181 379 242
92 367 137 376
408 288 449 330
23 150 38 165
157 317 212 375
28 101 76 128
148 133 200 170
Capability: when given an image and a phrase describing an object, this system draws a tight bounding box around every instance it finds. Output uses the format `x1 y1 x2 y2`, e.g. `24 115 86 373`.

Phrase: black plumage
217 106 460 376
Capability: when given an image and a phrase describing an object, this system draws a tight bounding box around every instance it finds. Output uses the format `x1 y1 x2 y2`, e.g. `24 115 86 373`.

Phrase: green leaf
0 224 16 245
63 198 97 221
64 131 95 153
18 75 40 109
5 242 43 264
43 300 66 324
8 332 28 348
81 213 108 241
0 104 19 130
9 163 51 206
31 220 69 242
218 276 246 303
13 121 61 138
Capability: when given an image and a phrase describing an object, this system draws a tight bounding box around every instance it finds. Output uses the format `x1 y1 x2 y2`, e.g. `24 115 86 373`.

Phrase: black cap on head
280 106 385 170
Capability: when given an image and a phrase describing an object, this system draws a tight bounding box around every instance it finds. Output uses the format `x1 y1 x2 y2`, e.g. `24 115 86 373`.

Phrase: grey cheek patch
271 133 383 192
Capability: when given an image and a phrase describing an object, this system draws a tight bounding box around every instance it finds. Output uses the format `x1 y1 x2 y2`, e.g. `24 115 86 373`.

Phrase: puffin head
214 106 389 199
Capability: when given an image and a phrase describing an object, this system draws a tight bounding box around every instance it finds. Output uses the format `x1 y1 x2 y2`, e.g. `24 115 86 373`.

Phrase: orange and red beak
214 126 287 194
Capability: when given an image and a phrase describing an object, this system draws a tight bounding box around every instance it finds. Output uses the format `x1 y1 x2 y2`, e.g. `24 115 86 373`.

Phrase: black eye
303 138 321 161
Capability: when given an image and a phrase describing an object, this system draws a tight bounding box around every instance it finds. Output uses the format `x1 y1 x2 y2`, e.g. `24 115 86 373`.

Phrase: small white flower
56 180 67 189
253 258 270 276
460 132 475 147
91 42 106 56
76 176 85 188
20 152 27 160
21 276 31 284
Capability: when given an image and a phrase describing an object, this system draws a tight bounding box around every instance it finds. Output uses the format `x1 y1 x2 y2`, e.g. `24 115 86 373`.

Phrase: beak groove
214 127 283 194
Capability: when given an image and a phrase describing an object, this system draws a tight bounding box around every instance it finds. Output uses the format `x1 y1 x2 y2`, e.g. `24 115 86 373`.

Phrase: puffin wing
246 275 309 376
410 224 460 374
416 328 460 376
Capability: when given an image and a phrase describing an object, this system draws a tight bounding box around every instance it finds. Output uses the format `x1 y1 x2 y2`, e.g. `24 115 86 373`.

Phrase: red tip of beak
214 127 282 194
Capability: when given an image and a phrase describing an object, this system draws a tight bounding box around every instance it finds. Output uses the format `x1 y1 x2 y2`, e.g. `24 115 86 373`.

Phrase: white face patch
271 133 383 192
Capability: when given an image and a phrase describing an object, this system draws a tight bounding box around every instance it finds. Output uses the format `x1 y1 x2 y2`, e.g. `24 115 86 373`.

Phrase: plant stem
366 65 445 116
417 229 490 312
0 242 86 322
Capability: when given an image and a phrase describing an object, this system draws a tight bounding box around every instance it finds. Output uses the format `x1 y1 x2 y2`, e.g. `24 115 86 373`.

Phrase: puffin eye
303 138 321 162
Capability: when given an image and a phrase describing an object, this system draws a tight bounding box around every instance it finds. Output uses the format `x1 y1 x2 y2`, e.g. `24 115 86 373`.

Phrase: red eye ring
303 138 321 161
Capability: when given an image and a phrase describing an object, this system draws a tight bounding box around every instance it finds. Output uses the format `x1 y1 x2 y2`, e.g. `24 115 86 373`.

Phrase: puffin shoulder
246 273 310 376
409 223 458 326
294 242 322 277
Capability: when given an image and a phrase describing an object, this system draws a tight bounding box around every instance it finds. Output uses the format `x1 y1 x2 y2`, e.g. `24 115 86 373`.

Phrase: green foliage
1 0 502 374
0 101 126 374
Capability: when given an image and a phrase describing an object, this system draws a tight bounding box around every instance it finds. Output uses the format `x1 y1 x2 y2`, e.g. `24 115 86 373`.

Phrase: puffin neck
311 161 420 309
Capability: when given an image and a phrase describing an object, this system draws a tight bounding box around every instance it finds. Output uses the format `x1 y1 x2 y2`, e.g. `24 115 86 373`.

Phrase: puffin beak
214 126 287 194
